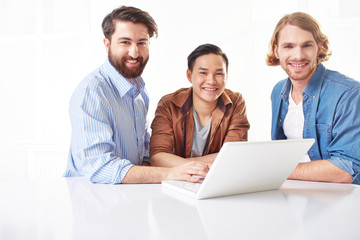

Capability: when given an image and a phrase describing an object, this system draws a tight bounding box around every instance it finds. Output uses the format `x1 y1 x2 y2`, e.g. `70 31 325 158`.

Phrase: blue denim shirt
271 64 360 184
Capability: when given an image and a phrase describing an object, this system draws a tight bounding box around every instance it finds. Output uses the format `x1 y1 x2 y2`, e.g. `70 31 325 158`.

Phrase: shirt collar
303 63 325 99
281 63 325 102
101 58 145 98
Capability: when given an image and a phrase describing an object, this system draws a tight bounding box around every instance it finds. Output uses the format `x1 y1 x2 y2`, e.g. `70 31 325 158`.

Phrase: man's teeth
291 63 305 67
203 88 216 91
127 60 137 63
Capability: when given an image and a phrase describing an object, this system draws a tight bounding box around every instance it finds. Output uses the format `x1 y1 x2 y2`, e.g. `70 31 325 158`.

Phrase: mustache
123 56 143 61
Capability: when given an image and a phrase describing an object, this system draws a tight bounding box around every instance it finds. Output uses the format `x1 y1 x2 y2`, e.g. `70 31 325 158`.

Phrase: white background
1 0 359 179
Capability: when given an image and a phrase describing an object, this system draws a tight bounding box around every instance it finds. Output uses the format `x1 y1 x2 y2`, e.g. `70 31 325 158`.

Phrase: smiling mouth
126 59 138 64
290 63 306 67
203 87 218 91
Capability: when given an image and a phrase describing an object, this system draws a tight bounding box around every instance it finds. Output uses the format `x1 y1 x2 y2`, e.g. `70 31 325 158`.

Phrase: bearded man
64 6 209 184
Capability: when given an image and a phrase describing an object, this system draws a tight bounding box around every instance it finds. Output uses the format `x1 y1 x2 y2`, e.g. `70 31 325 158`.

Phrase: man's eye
121 41 130 45
138 42 147 46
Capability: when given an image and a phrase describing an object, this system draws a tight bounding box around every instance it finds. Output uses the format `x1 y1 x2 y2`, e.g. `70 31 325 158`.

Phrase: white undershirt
283 87 311 162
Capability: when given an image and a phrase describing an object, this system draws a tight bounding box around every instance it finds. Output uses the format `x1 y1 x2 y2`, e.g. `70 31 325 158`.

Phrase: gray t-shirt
190 108 211 157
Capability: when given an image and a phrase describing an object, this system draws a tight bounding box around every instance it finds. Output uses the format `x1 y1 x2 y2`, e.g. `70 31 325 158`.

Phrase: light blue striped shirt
64 59 150 184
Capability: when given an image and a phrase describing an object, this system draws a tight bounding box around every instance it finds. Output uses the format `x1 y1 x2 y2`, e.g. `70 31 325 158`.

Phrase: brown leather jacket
150 88 250 158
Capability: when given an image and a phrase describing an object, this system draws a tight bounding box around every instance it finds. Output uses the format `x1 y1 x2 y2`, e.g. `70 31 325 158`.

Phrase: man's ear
273 44 279 59
104 38 110 54
186 69 192 84
317 42 323 56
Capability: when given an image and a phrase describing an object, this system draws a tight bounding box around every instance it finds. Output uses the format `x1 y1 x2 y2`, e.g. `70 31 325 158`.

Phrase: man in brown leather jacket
150 44 250 168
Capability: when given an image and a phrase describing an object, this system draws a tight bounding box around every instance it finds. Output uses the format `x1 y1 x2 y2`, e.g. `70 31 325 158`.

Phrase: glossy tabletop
1 177 359 240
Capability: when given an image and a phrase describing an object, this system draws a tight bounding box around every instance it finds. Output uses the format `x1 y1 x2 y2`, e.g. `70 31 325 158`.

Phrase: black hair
187 43 229 72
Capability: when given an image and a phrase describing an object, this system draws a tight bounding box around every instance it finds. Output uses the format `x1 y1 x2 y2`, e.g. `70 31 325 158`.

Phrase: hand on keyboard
167 161 209 183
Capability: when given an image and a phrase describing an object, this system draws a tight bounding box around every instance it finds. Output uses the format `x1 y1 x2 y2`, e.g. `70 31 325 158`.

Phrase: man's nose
128 44 139 58
293 46 305 60
206 74 216 84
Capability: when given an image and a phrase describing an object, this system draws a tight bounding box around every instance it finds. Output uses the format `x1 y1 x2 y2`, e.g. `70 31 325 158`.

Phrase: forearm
122 161 210 184
151 152 217 167
288 159 353 183
151 153 191 167
121 165 169 184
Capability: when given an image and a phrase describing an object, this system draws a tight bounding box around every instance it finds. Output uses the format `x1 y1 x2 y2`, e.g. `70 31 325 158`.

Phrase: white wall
1 0 360 179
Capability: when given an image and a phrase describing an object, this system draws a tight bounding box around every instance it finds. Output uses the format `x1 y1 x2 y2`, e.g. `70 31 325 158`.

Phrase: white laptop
162 139 315 199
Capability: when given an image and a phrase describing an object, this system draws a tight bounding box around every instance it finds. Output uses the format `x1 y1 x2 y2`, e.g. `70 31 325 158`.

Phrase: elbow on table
150 153 163 167
333 171 353 184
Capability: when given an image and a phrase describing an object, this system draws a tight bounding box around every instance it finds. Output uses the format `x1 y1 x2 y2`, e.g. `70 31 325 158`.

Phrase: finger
188 176 203 183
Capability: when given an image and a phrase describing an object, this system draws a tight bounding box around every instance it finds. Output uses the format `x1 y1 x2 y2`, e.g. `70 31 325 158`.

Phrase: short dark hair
102 6 158 40
187 44 229 72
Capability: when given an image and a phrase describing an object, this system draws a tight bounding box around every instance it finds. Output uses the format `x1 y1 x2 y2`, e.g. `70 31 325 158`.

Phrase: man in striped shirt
64 6 208 184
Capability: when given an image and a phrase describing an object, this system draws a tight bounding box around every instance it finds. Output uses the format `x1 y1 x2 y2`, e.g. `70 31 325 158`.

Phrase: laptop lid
162 139 315 199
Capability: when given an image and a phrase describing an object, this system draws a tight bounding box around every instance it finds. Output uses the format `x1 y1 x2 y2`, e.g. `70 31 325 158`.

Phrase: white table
1 177 359 240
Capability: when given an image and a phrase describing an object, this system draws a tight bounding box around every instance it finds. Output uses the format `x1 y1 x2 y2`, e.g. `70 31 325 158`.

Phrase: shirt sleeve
327 87 360 179
142 118 151 163
68 87 134 184
149 98 175 158
223 93 250 142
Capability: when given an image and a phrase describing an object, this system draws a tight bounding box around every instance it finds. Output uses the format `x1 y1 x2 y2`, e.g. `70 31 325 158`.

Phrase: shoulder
70 67 115 109
75 67 114 97
222 89 248 114
324 69 360 91
271 79 287 99
158 88 192 106
223 88 244 103
160 87 191 99
272 79 287 93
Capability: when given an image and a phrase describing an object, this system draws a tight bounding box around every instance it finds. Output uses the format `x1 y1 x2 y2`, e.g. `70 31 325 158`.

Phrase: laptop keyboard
182 182 202 193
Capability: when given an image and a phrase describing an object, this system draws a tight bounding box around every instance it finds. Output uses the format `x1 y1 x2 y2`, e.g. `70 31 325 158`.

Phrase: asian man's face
187 54 227 106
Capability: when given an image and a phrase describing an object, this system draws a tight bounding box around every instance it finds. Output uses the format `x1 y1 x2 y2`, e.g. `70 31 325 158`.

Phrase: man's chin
119 69 144 79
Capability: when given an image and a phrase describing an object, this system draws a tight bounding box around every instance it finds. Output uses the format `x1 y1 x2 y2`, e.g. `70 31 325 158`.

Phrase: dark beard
108 49 148 79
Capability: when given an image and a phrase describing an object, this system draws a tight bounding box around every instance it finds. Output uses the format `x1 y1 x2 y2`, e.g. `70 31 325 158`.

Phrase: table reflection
66 178 360 240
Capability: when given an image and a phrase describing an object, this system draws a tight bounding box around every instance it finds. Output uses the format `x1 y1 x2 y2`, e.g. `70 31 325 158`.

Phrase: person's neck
193 99 217 127
126 78 134 84
290 81 307 105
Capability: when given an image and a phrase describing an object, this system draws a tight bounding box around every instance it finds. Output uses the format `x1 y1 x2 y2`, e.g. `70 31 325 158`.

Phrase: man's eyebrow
280 41 294 46
216 68 225 71
302 40 316 44
198 67 209 71
280 40 315 46
116 37 131 41
116 37 149 42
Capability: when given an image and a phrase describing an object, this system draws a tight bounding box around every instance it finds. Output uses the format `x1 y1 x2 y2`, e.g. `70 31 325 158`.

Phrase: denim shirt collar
303 63 325 100
280 63 325 102
280 63 326 159
102 58 145 98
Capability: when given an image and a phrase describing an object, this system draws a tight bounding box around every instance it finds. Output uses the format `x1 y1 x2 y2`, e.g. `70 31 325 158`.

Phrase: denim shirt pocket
315 123 332 159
